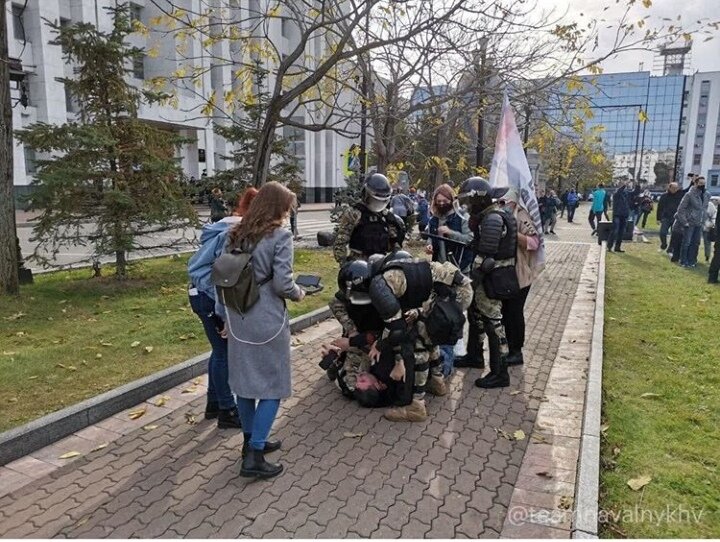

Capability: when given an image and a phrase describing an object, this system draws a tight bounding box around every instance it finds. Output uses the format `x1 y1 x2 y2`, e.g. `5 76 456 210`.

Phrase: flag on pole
489 92 546 269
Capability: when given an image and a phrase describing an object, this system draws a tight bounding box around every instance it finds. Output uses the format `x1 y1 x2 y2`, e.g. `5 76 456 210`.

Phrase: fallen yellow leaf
182 386 198 394
154 395 170 407
627 475 652 491
131 341 141 348
58 451 82 459
144 346 154 354
128 407 147 420
143 425 159 430
91 443 108 452
513 430 526 441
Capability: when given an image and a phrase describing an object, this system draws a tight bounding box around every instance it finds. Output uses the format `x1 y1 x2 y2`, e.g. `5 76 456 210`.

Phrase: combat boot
475 333 509 389
505 350 524 366
240 449 283 479
426 374 447 396
384 399 428 422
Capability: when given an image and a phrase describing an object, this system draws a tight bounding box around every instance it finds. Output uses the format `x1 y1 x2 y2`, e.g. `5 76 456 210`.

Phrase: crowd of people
603 173 720 283
185 173 541 479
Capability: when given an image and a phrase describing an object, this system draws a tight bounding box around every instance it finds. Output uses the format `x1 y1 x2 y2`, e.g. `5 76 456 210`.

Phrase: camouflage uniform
469 205 516 362
332 205 404 264
377 261 473 403
328 295 376 393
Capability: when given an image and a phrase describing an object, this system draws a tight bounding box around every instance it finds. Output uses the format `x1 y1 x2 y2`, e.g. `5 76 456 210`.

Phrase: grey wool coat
225 227 302 400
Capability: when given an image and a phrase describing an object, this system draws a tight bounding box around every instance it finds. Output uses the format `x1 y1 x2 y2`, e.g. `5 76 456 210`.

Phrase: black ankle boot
204 401 220 420
505 350 524 366
217 407 242 429
241 434 282 457
240 449 283 479
475 336 509 389
454 350 485 368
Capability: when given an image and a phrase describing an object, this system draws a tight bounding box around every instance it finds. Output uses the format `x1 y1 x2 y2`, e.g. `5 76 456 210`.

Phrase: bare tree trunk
253 105 280 187
0 0 20 295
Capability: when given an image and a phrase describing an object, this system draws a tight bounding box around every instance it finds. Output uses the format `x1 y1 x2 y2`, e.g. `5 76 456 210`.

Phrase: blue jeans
440 345 455 377
607 215 628 251
189 290 236 410
680 226 702 266
659 218 673 249
237 398 280 450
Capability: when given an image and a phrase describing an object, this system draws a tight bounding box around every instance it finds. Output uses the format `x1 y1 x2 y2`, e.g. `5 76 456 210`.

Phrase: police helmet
367 250 413 277
457 176 508 211
338 260 372 305
362 173 392 212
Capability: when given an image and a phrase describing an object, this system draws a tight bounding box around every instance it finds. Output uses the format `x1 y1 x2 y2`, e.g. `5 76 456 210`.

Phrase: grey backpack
211 241 271 314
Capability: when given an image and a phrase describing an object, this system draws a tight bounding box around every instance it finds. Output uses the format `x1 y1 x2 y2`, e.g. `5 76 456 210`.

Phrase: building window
12 4 27 42
129 3 143 23
24 146 36 176
132 55 145 79
281 17 290 38
710 173 719 187
693 154 702 166
714 154 720 166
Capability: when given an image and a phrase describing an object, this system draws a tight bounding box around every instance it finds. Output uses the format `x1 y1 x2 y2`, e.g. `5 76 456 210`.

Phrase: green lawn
601 241 720 537
0 250 337 432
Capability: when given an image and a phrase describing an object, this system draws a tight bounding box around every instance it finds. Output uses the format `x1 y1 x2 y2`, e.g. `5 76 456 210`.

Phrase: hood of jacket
188 216 242 299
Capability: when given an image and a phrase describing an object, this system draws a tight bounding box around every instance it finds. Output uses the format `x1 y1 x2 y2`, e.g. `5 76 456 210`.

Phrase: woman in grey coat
222 182 305 478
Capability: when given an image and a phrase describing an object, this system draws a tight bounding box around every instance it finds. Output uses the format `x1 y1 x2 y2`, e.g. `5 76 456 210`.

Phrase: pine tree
16 6 197 278
212 60 303 206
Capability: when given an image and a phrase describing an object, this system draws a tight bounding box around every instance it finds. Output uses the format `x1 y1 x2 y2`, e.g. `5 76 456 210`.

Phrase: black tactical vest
346 303 385 333
349 205 391 257
383 260 433 310
495 209 518 261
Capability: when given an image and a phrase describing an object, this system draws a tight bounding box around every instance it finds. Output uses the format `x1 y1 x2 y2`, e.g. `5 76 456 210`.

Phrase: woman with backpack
220 182 305 479
187 187 259 429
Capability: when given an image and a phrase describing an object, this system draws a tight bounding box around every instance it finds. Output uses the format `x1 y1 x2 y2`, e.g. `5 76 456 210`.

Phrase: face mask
436 203 452 214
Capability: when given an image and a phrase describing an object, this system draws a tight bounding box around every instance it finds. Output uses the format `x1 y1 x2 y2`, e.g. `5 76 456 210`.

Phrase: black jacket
612 187 631 218
656 191 684 222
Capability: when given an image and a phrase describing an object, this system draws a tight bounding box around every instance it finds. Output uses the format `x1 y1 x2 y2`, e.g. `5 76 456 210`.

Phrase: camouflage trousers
338 347 371 393
469 282 509 360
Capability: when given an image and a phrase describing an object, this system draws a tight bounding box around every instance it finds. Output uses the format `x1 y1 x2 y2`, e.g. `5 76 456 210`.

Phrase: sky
547 0 719 74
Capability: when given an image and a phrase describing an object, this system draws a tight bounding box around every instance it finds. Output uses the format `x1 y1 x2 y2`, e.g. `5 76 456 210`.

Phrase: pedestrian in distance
656 182 683 252
708 200 720 284
637 190 654 229
186 187 259 430
566 189 579 223
209 187 228 223
559 190 568 218
703 198 718 262
221 182 306 479
589 183 606 235
675 176 710 268
607 182 631 253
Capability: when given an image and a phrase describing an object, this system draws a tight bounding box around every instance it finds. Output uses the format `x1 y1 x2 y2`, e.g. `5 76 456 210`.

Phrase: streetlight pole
475 38 488 170
1 0 21 295
358 5 370 178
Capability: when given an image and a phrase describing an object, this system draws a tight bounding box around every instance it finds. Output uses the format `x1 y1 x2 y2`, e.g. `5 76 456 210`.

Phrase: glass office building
544 72 686 186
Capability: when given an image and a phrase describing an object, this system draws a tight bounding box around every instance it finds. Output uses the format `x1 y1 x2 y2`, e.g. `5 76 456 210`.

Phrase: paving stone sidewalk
0 223 597 539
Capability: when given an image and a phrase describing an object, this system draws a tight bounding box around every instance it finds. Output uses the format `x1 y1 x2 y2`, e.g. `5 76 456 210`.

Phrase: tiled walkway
0 218 600 538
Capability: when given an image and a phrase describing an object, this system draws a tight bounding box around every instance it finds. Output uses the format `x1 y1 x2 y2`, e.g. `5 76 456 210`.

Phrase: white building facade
679 71 720 193
6 0 359 203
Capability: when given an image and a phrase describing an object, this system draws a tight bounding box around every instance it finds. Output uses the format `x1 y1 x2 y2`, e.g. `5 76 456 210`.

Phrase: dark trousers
588 210 603 231
189 291 235 410
567 204 576 222
709 240 720 282
659 218 673 250
669 226 684 261
639 210 650 228
607 215 628 251
501 286 531 353
290 211 298 237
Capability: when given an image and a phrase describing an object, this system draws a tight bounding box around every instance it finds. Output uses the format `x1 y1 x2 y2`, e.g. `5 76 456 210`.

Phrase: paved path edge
572 243 606 539
0 306 331 467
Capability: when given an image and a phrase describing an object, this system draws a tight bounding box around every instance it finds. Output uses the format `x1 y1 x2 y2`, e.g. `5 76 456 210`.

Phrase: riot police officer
367 252 473 421
457 177 518 389
333 173 406 264
323 260 385 398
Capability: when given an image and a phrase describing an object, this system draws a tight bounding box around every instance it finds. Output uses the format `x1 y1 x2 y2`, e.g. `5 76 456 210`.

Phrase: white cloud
549 0 719 74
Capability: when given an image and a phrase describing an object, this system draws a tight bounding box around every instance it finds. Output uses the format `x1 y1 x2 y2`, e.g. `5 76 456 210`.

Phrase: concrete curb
0 306 332 467
572 243 607 539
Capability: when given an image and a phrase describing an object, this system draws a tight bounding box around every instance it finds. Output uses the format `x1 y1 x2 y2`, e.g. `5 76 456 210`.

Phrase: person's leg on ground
588 207 596 231
614 216 628 251
607 216 619 251
454 303 484 368
189 292 238 424
703 230 712 262
240 398 283 478
689 226 702 266
474 290 509 389
659 218 670 250
680 226 694 266
502 286 530 366
708 240 720 283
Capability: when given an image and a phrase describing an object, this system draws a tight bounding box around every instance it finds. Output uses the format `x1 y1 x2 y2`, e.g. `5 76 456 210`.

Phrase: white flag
489 93 545 269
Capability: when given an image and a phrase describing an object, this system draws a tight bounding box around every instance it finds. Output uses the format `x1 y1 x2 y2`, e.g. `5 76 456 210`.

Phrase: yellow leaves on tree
201 91 216 116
